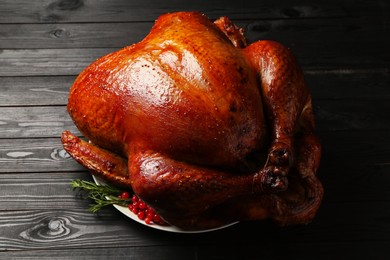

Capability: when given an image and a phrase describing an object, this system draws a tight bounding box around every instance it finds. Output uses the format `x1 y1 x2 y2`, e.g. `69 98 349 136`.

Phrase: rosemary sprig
71 179 131 213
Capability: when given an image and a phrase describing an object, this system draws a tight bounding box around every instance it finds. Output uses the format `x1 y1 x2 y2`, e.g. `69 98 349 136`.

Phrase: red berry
127 195 166 226
131 207 138 214
138 201 146 210
147 207 155 215
153 214 162 223
145 217 152 225
120 191 130 199
137 211 145 220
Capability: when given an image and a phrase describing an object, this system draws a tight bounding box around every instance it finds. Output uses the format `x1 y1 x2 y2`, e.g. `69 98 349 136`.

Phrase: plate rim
91 174 238 233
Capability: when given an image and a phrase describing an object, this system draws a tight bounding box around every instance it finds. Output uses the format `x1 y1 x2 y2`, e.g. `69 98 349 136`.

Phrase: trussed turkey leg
62 131 274 201
244 40 311 190
215 16 311 191
62 130 130 187
128 149 269 217
62 130 322 230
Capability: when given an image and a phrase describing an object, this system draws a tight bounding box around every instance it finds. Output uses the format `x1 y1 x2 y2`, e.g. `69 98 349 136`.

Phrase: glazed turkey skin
62 11 323 230
68 12 267 169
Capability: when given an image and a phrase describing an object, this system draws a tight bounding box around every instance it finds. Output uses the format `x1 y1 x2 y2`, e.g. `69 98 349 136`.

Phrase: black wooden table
1 0 389 259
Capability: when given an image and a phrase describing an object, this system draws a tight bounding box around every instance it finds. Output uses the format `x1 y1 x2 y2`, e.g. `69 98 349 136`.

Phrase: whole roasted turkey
62 11 323 230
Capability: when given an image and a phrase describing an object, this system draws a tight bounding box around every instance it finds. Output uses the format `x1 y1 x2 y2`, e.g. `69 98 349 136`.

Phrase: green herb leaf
71 179 131 213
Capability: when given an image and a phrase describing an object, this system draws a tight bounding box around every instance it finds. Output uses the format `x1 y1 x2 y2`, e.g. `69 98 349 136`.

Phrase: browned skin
62 12 323 230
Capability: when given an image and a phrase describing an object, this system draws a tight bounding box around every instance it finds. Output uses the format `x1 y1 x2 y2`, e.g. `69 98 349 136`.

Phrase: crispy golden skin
62 12 323 230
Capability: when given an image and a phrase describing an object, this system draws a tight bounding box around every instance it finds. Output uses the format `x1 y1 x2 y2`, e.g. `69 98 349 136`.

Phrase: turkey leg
244 40 311 190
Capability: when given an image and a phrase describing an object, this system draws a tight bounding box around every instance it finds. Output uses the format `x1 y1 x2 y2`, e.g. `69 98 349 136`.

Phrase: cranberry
138 201 146 210
125 194 167 226
137 211 145 220
119 191 130 199
145 217 152 225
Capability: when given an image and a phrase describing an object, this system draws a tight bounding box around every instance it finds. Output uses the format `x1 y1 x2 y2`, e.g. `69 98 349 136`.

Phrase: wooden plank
0 47 387 76
0 48 116 76
1 70 388 107
0 106 78 138
0 208 182 250
317 131 390 204
0 130 388 173
197 241 390 260
313 99 390 131
0 247 196 260
305 69 390 100
0 22 151 49
0 0 387 258
317 160 390 203
0 172 93 210
0 76 74 106
0 200 388 250
243 16 389 44
244 16 390 71
1 13 389 77
1 16 388 49
0 241 389 259
0 15 388 76
0 137 82 173
0 160 388 210
317 130 390 167
1 0 385 24
0 97 389 139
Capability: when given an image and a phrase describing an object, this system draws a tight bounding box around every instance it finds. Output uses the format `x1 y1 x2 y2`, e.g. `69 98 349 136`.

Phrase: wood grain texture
0 17 388 76
0 23 151 49
0 172 92 210
0 48 115 76
0 241 389 260
0 0 389 258
0 209 178 250
0 138 81 173
0 201 389 254
1 17 388 50
0 247 197 260
0 71 388 107
1 0 384 24
305 70 390 100
0 47 387 76
0 99 389 140
0 76 74 106
0 106 79 138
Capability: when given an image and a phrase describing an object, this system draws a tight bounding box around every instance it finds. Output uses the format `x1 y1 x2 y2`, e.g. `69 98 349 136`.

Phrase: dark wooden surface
1 0 389 259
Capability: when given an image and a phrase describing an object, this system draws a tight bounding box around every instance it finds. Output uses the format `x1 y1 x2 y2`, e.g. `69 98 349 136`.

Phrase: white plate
92 175 238 233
